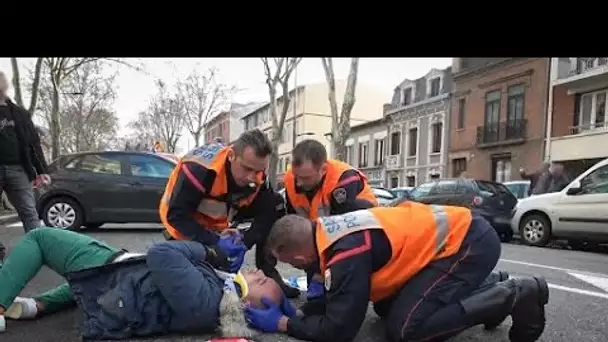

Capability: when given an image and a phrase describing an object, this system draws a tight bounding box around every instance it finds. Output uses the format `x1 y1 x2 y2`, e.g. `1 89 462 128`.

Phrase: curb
0 213 18 226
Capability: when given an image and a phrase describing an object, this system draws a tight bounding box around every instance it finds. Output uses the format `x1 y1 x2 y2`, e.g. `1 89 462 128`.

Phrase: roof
240 85 306 119
350 117 387 132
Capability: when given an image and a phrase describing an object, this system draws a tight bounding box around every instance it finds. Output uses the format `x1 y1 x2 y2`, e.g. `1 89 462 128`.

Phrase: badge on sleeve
324 269 332 291
332 188 347 204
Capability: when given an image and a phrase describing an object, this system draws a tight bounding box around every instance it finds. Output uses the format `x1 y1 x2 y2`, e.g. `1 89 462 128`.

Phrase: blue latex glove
217 235 246 257
244 297 283 333
217 235 247 273
228 247 246 273
280 293 297 318
307 278 325 300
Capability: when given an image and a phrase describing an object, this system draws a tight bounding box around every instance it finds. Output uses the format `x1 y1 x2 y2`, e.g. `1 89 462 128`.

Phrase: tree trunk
51 81 61 159
10 58 24 107
267 141 280 188
194 132 201 147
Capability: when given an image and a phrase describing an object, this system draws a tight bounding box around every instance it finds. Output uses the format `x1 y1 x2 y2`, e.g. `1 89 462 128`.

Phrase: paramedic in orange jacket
247 202 549 342
159 129 299 297
283 139 378 307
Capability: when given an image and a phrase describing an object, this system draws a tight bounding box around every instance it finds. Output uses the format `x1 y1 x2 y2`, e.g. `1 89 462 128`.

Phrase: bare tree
260 57 302 186
42 58 144 159
321 58 359 161
33 61 119 154
128 80 185 153
10 57 43 114
176 67 235 146
59 62 119 153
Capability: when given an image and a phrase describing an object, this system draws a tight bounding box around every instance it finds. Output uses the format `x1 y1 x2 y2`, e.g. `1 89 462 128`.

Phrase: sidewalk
0 210 18 225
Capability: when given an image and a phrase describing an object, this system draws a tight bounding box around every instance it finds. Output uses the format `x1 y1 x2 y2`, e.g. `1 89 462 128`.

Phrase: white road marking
548 283 608 300
567 272 608 293
499 258 608 278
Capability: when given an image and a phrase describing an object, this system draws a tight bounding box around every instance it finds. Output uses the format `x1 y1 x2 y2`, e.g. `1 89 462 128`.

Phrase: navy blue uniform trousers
374 215 501 342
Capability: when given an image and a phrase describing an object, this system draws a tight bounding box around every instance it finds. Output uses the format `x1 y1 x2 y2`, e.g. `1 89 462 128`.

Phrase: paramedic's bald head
267 214 317 269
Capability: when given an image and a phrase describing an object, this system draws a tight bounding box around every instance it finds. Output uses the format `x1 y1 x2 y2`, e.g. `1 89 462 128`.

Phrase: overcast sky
0 58 452 151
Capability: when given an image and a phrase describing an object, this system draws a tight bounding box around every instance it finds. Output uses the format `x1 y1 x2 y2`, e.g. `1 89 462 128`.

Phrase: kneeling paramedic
283 139 378 308
159 129 298 297
0 228 290 339
246 202 549 342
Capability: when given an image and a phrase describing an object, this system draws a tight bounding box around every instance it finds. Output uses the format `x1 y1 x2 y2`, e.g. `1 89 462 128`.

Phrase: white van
511 158 608 249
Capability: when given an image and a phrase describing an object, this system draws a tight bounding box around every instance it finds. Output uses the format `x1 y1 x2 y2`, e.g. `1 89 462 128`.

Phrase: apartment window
429 77 441 97
457 98 466 129
390 176 399 188
485 90 501 125
390 131 401 155
281 122 292 143
358 142 369 168
578 89 608 131
253 113 259 127
507 85 525 122
374 139 385 166
492 155 512 183
278 157 283 173
346 145 354 164
452 158 467 177
406 176 416 187
408 128 418 156
431 122 442 153
402 88 412 106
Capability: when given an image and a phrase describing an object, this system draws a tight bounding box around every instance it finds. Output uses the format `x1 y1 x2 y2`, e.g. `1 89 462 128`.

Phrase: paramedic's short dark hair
292 139 327 168
233 129 273 158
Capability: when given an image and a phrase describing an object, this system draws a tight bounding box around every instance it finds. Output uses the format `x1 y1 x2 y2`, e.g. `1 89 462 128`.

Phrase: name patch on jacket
319 210 381 238
188 143 223 166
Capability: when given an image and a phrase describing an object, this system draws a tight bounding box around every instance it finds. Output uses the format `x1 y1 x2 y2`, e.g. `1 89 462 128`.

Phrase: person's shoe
508 277 549 342
4 297 38 320
483 271 511 330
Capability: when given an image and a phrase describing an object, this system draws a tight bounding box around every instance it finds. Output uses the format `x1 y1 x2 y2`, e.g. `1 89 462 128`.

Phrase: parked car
371 187 397 206
511 158 608 249
35 151 177 230
391 186 414 200
405 178 518 242
503 180 531 200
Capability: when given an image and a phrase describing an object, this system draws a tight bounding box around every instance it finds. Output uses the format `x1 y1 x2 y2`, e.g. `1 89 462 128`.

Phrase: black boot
508 277 549 342
483 271 510 330
460 280 517 334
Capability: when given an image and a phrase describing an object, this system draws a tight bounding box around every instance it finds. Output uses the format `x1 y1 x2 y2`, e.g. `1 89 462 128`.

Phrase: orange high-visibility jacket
159 143 264 240
284 160 378 220
315 201 472 302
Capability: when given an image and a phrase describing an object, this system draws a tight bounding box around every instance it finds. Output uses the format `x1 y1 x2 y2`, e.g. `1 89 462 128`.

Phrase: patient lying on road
0 228 288 340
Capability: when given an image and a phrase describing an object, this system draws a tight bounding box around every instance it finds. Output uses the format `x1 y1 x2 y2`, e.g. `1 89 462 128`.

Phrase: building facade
241 80 387 182
346 118 388 187
546 57 608 176
448 58 549 182
204 102 263 145
383 67 452 188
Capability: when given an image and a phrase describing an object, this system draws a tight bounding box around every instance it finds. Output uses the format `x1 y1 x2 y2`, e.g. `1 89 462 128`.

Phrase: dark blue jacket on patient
65 241 224 340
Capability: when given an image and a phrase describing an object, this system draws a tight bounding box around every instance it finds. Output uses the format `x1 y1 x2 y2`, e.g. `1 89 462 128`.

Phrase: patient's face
241 269 282 308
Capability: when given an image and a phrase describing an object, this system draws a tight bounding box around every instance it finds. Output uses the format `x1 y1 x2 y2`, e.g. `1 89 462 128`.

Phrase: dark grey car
36 151 177 230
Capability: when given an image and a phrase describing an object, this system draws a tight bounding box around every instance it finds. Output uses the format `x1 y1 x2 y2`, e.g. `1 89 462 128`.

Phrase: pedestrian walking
0 71 50 234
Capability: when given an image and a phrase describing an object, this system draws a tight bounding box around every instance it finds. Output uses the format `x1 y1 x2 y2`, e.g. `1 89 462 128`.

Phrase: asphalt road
1 222 608 342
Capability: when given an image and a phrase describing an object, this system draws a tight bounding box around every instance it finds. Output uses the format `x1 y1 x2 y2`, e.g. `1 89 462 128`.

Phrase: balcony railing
476 119 527 147
569 121 608 135
569 58 608 76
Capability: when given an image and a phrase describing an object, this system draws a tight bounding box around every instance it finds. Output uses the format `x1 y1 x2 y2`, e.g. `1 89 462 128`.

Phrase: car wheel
42 197 84 231
519 213 551 247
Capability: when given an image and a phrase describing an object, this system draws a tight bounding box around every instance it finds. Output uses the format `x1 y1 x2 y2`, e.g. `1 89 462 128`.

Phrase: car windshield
373 188 395 199
504 182 529 199
409 182 435 200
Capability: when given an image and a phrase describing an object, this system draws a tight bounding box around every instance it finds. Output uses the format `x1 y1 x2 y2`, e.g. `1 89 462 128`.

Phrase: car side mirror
566 180 582 195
